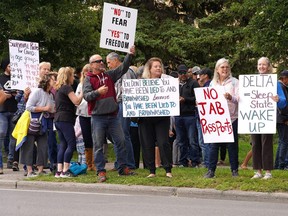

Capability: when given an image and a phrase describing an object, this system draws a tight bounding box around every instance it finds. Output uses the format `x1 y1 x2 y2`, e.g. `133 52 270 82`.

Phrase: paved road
1 188 288 216
1 162 288 203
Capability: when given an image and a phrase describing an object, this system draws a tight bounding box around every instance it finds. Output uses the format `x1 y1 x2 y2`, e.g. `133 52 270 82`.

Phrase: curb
1 180 288 203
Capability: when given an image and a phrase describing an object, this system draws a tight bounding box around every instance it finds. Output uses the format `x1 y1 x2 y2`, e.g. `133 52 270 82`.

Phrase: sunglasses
178 71 187 75
91 59 104 64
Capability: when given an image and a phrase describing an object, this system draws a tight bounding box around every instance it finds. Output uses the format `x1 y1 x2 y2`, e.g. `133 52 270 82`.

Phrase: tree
246 0 288 71
1 0 287 75
0 0 101 69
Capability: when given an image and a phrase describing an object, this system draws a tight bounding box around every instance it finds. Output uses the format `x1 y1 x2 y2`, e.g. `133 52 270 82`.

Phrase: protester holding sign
107 52 137 170
138 57 173 178
83 46 136 183
204 58 239 178
251 57 286 179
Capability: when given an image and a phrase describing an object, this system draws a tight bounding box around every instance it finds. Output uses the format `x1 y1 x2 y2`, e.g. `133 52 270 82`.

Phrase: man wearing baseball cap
175 64 201 168
197 68 213 87
195 67 213 168
191 66 201 80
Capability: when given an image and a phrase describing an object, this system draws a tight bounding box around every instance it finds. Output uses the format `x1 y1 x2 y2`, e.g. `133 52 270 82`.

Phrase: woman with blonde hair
38 61 51 78
251 57 286 179
54 67 83 178
204 58 239 178
75 64 96 171
138 57 173 178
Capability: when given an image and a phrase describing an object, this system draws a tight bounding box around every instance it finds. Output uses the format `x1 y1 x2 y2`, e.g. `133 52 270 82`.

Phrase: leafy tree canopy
0 0 287 75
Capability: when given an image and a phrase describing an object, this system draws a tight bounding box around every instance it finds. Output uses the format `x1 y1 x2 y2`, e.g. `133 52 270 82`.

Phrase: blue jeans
275 149 288 169
275 123 288 169
196 117 210 167
208 119 239 172
0 112 16 168
115 103 135 169
91 115 127 174
76 138 86 164
175 115 200 167
47 118 58 168
172 138 180 165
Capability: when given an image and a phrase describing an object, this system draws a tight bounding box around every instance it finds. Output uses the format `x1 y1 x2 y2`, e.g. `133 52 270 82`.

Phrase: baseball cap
177 64 188 74
280 70 288 77
192 66 201 74
198 68 213 78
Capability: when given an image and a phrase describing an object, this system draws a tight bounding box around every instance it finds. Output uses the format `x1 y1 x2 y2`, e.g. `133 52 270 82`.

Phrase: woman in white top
75 64 96 171
204 58 239 178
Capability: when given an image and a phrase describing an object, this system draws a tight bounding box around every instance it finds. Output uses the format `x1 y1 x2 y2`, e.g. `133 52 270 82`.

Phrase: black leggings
79 116 93 149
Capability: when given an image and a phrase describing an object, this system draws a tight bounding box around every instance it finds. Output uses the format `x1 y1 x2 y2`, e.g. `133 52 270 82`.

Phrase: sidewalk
1 163 288 203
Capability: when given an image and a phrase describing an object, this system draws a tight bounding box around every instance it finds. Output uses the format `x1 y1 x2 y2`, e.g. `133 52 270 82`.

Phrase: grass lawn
30 135 288 193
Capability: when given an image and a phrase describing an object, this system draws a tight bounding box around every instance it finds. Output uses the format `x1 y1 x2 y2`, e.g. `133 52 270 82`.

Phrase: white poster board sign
194 87 234 143
122 78 179 117
238 74 277 134
9 39 39 90
100 3 138 53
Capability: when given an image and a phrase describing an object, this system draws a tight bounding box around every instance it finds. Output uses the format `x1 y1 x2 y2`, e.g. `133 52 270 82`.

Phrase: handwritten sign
238 74 277 134
9 39 39 90
100 3 137 53
194 87 234 143
122 78 179 117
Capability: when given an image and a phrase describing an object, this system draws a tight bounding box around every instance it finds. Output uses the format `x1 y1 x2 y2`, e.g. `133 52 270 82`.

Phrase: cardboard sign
194 86 234 143
9 39 39 90
100 3 137 53
122 78 179 117
238 74 277 134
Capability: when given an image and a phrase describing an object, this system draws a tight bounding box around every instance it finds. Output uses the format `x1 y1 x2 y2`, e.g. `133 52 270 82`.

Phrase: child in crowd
74 116 86 164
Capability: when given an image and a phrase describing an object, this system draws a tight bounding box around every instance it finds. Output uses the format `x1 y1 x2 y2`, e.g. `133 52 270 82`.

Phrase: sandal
147 174 156 178
166 173 173 178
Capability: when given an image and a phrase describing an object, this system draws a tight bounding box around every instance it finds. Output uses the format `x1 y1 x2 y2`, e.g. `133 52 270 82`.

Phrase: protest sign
100 3 137 53
194 86 234 143
238 74 277 134
9 39 39 90
122 78 179 117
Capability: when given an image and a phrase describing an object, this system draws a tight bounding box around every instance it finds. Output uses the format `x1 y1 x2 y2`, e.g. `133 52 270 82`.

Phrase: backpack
69 162 87 176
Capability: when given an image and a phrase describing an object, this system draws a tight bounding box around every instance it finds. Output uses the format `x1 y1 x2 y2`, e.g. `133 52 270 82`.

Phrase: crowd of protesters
1 47 288 181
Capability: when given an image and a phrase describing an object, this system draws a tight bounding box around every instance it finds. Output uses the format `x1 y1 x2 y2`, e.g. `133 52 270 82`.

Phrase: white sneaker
27 172 38 178
251 172 262 179
263 173 272 180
